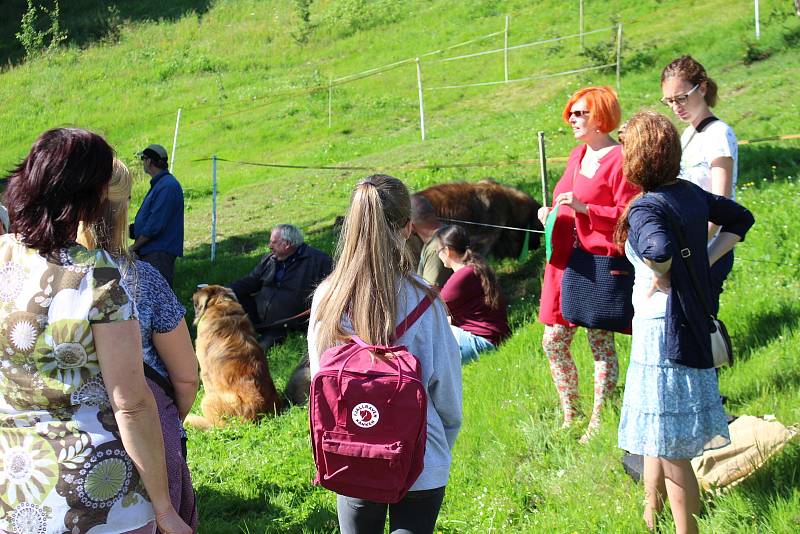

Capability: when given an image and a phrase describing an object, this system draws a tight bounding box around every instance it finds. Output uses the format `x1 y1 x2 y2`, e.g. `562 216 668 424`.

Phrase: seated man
230 224 333 350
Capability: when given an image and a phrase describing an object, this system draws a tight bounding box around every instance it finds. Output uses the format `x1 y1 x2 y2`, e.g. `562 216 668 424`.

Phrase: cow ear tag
544 205 559 264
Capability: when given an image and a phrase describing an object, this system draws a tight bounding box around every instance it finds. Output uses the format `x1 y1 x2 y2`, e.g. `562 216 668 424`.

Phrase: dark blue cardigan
628 180 754 368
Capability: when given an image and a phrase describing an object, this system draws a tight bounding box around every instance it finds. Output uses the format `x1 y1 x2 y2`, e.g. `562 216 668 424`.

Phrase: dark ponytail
434 225 502 309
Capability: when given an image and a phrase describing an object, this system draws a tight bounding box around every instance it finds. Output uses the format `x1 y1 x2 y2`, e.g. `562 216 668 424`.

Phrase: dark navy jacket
133 170 184 257
230 244 333 328
628 180 754 368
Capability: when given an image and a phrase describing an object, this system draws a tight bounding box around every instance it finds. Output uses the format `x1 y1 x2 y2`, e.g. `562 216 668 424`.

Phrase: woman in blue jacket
615 112 754 533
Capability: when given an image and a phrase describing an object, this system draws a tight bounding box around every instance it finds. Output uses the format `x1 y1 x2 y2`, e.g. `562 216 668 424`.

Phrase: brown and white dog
186 285 282 429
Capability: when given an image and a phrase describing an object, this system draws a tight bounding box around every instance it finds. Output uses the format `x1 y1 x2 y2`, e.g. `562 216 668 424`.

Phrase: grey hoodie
308 275 463 491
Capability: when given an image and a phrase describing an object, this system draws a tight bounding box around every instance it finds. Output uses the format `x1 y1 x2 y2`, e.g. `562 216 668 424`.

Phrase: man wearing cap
131 144 184 286
230 224 332 351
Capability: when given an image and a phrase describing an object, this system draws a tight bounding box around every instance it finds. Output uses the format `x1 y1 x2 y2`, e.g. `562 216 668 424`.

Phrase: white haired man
230 224 333 350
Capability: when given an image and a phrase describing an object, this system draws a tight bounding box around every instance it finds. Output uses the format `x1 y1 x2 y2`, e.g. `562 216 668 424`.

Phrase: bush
15 0 68 60
742 40 772 65
291 0 315 45
623 49 656 72
325 0 404 37
782 25 800 48
579 41 616 73
98 4 124 45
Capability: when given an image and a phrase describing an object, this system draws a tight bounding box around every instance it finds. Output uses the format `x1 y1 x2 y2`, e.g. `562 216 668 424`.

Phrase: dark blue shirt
628 180 754 368
133 170 184 257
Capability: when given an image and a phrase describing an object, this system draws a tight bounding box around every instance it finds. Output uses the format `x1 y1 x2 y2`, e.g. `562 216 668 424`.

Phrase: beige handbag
692 415 798 491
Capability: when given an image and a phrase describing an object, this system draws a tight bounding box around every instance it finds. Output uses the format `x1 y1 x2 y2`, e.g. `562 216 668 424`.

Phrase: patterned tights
542 324 618 435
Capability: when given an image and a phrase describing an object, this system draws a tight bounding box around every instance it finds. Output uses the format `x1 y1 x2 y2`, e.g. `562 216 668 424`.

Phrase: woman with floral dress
0 128 190 534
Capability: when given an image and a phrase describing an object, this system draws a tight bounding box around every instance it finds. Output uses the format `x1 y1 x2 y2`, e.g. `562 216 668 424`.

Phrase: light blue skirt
618 317 730 459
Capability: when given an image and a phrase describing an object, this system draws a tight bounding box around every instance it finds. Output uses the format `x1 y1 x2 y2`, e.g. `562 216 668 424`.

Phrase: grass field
1 0 799 532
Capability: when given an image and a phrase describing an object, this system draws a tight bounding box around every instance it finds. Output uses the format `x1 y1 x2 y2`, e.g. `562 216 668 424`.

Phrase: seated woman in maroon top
434 225 510 363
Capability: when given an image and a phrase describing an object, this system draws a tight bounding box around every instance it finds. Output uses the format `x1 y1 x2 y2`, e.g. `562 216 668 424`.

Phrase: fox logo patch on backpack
309 297 431 503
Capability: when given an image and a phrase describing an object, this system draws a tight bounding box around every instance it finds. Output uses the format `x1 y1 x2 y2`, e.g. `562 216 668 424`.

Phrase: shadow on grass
0 0 213 66
497 248 545 330
196 483 338 533
724 442 800 518
739 144 800 185
733 302 800 362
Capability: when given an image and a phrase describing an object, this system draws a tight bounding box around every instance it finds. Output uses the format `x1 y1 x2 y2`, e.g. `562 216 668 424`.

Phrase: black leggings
336 487 446 534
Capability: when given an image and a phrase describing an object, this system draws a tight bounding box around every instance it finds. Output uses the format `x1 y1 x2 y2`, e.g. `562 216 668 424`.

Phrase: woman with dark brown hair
0 128 190 534
615 112 753 533
433 224 510 362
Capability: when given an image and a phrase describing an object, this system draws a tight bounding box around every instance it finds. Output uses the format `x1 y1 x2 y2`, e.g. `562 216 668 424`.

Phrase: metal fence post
170 107 182 172
615 23 623 90
416 58 426 141
504 15 510 82
328 77 333 128
537 131 548 208
211 155 217 261
754 0 761 39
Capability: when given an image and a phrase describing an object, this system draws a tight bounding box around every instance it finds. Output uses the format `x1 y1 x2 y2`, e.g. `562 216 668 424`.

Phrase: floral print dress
0 235 154 534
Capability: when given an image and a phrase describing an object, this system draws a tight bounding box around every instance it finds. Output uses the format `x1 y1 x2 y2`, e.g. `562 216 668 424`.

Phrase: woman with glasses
434 224 510 363
536 86 640 443
661 55 738 313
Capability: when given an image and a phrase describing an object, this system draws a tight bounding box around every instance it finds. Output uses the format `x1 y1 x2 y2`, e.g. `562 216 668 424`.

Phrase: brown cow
416 180 542 258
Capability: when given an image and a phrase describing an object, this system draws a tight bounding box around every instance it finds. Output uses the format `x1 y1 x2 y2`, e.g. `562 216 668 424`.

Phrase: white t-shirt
679 119 738 200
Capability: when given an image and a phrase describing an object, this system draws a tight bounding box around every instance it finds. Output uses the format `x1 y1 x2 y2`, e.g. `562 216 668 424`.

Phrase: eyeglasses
660 84 699 107
568 109 590 119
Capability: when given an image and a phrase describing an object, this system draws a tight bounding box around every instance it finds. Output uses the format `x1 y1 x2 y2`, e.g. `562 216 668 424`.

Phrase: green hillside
1 1 799 532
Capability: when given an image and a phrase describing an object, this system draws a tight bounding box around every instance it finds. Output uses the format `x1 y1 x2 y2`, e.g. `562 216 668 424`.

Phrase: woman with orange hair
536 86 639 442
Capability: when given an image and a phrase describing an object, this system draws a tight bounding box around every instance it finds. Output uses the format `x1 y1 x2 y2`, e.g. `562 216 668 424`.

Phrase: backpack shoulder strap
143 362 177 404
393 295 433 340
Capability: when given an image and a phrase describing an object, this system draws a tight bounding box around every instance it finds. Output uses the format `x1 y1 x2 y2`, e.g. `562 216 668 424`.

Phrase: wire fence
166 11 624 152
195 126 800 261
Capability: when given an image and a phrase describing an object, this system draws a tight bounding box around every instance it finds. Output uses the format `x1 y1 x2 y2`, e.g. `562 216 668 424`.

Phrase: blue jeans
336 486 446 534
450 325 495 363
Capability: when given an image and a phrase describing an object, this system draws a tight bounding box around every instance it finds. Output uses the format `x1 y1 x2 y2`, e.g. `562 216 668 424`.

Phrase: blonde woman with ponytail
79 159 199 532
308 175 462 534
434 225 510 363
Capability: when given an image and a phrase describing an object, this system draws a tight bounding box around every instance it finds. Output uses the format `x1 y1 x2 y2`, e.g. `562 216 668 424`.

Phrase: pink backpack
310 297 432 503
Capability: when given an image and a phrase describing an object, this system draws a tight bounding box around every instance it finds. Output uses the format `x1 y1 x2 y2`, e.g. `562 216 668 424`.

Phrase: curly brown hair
614 111 681 247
